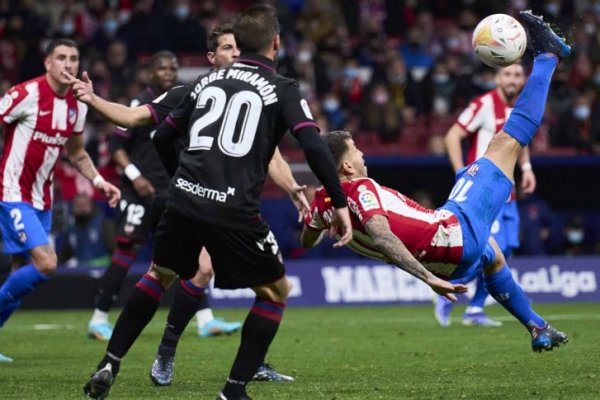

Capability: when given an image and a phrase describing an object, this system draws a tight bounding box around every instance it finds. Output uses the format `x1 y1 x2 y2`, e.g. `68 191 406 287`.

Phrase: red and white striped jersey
306 177 464 278
456 89 512 164
0 75 87 210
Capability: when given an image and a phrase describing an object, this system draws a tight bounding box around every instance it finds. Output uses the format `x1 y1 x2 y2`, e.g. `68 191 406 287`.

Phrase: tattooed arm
65 135 121 207
364 214 468 301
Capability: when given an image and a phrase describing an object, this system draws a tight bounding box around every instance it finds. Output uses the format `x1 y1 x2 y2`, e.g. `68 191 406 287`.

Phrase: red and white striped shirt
456 88 517 202
456 89 512 164
306 177 464 278
0 76 87 210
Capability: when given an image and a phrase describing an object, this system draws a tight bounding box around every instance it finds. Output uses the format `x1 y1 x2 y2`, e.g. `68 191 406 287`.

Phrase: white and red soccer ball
472 14 527 68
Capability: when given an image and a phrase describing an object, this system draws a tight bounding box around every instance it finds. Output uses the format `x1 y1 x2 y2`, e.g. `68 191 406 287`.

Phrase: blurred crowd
3 0 600 154
1 0 600 266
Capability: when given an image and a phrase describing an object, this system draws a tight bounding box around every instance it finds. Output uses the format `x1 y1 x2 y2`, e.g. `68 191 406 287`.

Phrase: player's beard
501 85 520 104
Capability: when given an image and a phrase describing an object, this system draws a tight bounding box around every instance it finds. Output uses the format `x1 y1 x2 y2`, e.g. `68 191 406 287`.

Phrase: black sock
158 280 205 354
105 274 164 362
94 244 137 311
224 297 285 394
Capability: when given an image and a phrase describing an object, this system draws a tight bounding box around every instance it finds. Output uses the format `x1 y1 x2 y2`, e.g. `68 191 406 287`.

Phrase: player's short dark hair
207 22 234 53
233 4 279 53
150 50 177 68
322 130 352 167
46 38 79 56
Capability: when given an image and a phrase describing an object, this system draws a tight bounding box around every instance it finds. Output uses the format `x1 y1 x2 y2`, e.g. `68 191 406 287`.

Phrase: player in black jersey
86 48 242 344
70 23 308 398
82 5 352 400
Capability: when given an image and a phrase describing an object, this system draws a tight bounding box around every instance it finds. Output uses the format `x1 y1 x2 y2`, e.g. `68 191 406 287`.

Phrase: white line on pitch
32 324 75 330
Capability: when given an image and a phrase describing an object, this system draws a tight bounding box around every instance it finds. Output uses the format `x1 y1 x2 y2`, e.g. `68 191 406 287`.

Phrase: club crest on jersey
466 164 480 177
68 108 77 125
358 190 379 211
18 231 27 244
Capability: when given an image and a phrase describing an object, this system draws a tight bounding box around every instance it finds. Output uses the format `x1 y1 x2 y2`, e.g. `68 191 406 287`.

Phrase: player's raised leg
484 11 570 179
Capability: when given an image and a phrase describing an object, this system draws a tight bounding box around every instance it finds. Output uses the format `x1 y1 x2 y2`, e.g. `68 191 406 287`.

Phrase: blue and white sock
503 54 558 147
484 265 545 329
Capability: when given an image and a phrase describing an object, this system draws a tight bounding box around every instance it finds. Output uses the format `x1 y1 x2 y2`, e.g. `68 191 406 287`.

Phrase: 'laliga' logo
466 164 480 177
358 190 380 211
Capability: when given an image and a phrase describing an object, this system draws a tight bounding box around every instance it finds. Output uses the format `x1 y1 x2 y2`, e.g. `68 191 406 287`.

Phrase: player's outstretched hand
96 181 121 208
427 275 469 302
62 71 95 104
330 206 353 248
132 176 155 198
289 183 310 222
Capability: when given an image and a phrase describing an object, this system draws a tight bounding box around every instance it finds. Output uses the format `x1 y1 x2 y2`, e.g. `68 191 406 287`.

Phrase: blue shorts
492 200 520 258
440 157 513 279
0 202 52 255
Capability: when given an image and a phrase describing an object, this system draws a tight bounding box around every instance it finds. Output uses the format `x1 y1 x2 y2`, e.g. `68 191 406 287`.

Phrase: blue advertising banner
206 256 600 308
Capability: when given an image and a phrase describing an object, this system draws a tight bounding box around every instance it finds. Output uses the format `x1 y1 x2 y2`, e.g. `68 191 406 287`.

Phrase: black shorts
114 189 166 243
152 209 285 287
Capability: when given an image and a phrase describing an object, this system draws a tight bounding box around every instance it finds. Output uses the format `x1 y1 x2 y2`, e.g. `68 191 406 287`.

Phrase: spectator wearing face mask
164 0 207 54
550 93 600 153
560 215 589 256
89 9 121 56
431 60 457 116
321 92 346 130
362 83 403 142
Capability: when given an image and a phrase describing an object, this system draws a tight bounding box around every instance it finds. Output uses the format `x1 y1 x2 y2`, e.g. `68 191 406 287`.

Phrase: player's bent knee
150 263 178 288
483 240 506 275
190 269 212 287
253 276 291 304
31 246 58 275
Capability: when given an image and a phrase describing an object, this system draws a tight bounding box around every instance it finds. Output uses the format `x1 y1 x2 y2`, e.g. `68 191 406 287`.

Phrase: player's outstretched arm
62 71 153 128
268 147 309 221
364 215 468 301
65 135 121 207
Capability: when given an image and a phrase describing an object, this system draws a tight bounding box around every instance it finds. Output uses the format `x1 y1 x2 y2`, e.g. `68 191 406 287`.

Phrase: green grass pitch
1 303 599 399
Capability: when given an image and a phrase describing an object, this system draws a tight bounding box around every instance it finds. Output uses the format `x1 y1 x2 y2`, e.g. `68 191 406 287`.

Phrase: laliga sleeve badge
358 190 380 211
0 94 13 114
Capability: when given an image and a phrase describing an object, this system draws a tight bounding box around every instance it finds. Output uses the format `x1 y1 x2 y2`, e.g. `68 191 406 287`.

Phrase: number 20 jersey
165 53 318 229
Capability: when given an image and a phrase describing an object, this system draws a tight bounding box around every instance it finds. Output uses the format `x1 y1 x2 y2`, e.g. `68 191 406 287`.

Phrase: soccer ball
472 14 527 68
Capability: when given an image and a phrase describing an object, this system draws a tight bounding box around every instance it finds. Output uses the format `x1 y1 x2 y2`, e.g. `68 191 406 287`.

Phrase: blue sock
503 54 558 147
0 299 21 327
0 265 48 310
484 265 545 329
469 274 489 309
